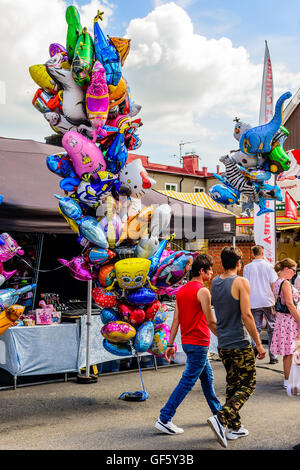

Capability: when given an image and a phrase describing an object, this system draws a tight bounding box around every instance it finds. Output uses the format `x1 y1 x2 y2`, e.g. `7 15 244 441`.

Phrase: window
194 187 203 193
165 183 177 191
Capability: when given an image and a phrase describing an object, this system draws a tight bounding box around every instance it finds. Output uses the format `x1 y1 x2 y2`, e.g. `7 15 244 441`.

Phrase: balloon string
15 254 68 274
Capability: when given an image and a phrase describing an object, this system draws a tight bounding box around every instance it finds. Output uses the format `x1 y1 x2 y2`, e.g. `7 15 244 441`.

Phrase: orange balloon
98 263 116 287
0 305 25 336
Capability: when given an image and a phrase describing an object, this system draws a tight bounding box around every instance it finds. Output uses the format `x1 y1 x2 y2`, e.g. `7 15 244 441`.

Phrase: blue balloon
209 183 240 205
54 194 82 220
0 195 3 205
59 176 81 192
77 216 108 248
100 308 119 324
149 239 168 276
104 132 128 173
134 321 154 353
103 339 132 357
126 287 156 305
46 153 77 179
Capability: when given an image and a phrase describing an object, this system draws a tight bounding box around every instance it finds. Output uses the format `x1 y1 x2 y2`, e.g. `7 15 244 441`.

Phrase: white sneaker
155 419 184 435
283 380 288 389
227 425 249 440
207 415 227 448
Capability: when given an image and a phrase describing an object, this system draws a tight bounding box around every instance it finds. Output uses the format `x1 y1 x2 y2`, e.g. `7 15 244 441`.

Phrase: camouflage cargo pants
217 345 256 431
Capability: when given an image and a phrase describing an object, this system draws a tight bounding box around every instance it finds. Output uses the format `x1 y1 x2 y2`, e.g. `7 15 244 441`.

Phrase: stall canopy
0 137 71 233
0 137 236 238
142 189 236 239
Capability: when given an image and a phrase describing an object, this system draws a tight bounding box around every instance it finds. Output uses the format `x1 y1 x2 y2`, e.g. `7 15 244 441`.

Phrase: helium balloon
0 305 25 336
153 304 168 325
101 321 136 343
59 176 81 192
58 207 80 233
65 5 82 62
149 238 169 276
103 339 132 357
134 321 154 353
84 247 115 265
94 10 122 86
109 37 131 66
86 60 109 138
209 183 240 205
32 88 62 114
100 308 119 325
104 132 128 174
148 324 171 357
0 275 5 287
58 256 92 281
92 287 118 308
114 258 151 290
29 64 58 92
72 27 94 88
151 251 196 288
0 233 24 262
98 263 116 288
62 131 107 178
150 204 172 238
54 194 82 220
77 216 108 248
0 284 36 309
46 153 77 179
49 43 68 58
145 300 167 322
119 159 156 199
135 236 159 259
125 287 156 305
118 303 145 326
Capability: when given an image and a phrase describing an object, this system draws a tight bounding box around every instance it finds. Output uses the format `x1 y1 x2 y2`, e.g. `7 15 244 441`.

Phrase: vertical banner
254 40 276 264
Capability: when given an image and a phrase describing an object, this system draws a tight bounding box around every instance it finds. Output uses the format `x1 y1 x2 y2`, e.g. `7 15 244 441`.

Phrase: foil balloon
148 324 172 357
114 258 151 290
98 263 116 288
29 64 58 92
118 206 154 245
54 194 82 220
92 287 118 308
0 275 5 287
58 256 92 281
134 321 154 353
0 284 36 310
209 183 240 205
109 37 131 66
150 204 172 238
49 43 68 58
151 251 196 289
100 308 118 325
145 300 167 322
239 92 292 155
58 207 79 233
104 132 128 174
45 53 87 125
72 27 94 88
65 5 82 62
103 339 132 357
125 287 156 306
62 131 107 178
76 216 108 248
114 246 135 259
32 88 62 114
153 304 168 325
135 236 159 259
118 303 145 326
149 238 170 276
0 233 24 262
46 153 77 179
84 247 115 265
101 321 136 343
94 10 122 86
119 159 156 199
86 60 109 138
0 305 25 336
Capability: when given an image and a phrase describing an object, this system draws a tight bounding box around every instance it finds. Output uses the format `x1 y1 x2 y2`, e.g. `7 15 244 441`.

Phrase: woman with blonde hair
270 258 300 388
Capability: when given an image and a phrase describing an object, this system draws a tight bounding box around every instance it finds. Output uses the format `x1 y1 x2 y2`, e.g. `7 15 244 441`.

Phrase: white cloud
123 2 300 169
0 0 113 137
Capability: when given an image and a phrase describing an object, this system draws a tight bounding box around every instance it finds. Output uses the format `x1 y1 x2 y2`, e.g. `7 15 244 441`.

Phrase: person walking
208 246 266 448
270 259 300 389
155 253 222 435
243 245 278 364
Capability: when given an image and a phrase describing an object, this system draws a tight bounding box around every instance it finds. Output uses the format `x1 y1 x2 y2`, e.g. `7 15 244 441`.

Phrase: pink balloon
0 233 24 262
58 256 93 281
62 131 107 178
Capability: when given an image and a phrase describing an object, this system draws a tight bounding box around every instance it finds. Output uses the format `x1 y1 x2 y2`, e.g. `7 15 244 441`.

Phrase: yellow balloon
0 305 25 336
29 64 58 92
58 207 79 233
115 258 151 290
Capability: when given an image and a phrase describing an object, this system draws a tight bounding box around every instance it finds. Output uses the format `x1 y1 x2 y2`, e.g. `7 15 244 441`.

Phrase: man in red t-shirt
155 254 222 435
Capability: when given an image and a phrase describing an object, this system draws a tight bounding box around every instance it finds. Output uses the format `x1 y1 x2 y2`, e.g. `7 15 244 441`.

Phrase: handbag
275 280 295 314
286 352 300 396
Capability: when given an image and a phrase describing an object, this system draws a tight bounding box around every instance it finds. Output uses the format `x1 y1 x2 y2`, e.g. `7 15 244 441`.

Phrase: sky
1 0 300 172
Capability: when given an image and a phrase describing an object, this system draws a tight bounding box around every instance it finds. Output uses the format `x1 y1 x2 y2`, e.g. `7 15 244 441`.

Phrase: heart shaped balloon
145 300 164 321
92 287 118 308
118 303 145 326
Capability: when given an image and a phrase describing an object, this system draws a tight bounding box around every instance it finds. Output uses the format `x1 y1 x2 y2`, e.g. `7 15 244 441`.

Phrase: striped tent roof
237 215 300 229
157 190 234 215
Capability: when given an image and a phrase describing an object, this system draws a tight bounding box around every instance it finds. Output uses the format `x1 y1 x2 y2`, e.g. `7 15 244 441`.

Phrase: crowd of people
154 245 300 449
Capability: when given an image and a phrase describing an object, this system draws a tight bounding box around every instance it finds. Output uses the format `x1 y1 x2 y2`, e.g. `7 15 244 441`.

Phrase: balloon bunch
209 92 292 215
32 5 198 359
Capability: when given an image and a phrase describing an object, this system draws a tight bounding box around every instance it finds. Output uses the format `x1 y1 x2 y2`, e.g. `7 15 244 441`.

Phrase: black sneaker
207 415 227 448
269 358 279 364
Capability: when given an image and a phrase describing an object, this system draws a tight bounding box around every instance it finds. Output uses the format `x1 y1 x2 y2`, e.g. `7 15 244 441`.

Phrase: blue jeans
159 344 222 423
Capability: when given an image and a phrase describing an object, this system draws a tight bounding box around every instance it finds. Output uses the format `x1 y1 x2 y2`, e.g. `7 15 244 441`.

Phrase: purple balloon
49 43 68 59
58 256 92 281
99 214 123 242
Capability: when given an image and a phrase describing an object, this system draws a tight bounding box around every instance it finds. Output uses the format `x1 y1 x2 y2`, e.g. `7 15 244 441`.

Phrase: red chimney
202 166 208 176
216 165 220 174
182 155 199 173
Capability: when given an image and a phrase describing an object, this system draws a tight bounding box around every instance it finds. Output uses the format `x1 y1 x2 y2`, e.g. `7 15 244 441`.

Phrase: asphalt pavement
0 353 298 451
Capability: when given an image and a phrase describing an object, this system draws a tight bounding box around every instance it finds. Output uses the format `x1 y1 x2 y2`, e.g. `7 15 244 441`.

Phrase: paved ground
0 354 298 451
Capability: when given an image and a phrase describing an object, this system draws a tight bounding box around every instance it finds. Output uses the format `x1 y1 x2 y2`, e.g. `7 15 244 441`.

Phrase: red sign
285 191 298 220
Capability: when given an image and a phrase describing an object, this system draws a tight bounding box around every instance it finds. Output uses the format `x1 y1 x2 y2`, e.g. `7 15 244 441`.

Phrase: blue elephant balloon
103 339 132 357
125 287 156 305
134 321 154 353
100 308 119 325
46 153 77 179
77 216 108 248
54 194 82 220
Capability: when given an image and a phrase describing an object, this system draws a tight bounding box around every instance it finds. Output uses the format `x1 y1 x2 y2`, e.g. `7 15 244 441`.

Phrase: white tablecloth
0 324 79 376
